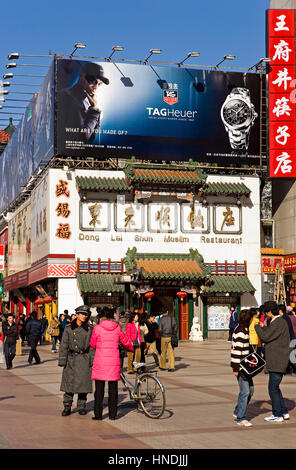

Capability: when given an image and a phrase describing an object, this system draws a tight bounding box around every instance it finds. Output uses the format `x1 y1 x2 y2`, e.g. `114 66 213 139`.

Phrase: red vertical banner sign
0 245 4 271
268 9 296 177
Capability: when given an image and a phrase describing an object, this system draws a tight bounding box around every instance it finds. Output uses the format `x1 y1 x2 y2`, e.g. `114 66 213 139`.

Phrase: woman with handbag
231 308 254 427
126 312 141 374
48 315 60 353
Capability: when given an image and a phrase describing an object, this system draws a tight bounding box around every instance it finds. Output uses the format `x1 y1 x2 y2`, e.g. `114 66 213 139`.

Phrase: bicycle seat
132 362 146 370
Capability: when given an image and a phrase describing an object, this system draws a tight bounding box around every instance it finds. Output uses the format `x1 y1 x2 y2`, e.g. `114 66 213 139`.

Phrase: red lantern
176 291 187 301
144 291 154 300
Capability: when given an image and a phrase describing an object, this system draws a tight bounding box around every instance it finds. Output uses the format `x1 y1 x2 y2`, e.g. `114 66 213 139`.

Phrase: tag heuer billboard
55 59 262 162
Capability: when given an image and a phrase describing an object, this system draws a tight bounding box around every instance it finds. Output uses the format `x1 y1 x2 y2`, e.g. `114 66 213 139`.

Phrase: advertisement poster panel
0 62 55 214
56 59 261 162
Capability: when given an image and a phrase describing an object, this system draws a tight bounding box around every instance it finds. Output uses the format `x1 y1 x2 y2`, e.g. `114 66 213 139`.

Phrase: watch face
222 99 251 126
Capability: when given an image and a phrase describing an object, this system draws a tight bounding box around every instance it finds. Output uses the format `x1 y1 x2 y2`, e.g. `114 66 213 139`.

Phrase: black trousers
4 343 16 369
94 380 118 419
27 336 41 364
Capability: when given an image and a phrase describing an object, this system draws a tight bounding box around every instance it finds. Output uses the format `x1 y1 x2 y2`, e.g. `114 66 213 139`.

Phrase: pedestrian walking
228 306 238 342
158 308 177 372
144 312 159 367
26 311 42 365
287 306 296 338
58 313 68 343
255 300 290 423
126 312 141 374
2 313 19 370
90 307 133 420
139 314 148 363
48 315 60 353
40 312 48 345
18 313 26 344
249 308 262 354
231 308 254 427
58 305 94 416
278 305 295 340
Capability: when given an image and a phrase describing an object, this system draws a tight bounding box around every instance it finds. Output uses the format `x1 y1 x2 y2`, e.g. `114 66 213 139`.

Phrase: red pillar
10 299 15 313
26 298 31 318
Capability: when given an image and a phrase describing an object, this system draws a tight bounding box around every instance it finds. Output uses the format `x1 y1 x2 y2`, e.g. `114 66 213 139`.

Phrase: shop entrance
149 295 174 316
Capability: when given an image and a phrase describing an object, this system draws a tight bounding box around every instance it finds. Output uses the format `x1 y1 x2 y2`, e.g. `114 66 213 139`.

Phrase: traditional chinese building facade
2 162 262 340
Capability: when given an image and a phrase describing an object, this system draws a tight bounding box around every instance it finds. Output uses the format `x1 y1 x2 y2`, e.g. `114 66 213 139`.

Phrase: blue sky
0 0 270 125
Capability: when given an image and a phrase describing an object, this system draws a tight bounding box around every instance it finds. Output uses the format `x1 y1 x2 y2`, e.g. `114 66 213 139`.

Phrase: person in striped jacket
231 309 253 427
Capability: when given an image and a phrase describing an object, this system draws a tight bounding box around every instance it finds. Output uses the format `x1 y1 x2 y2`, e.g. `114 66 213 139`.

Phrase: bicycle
120 362 166 419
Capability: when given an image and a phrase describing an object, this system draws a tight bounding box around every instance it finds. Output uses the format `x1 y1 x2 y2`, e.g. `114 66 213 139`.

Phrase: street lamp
178 51 200 67
7 52 51 60
215 54 236 68
106 45 124 61
143 48 162 64
70 42 86 57
6 63 48 69
3 73 45 79
248 57 271 72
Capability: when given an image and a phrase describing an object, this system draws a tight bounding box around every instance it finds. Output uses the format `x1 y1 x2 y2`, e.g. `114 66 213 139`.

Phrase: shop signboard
284 254 296 271
267 9 296 177
0 245 4 271
55 59 261 163
262 255 283 272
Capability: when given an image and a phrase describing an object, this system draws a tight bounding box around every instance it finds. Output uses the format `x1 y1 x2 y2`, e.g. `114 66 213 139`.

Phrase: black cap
262 300 278 313
81 62 109 85
75 305 91 316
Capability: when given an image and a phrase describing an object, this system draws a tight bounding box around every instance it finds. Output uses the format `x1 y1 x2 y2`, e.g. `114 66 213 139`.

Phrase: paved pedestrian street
0 340 296 450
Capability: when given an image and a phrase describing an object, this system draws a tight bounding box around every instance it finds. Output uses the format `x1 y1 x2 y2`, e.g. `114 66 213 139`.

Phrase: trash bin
16 339 22 356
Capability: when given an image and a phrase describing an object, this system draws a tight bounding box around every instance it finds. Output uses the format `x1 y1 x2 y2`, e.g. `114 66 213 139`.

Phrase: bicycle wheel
137 373 166 419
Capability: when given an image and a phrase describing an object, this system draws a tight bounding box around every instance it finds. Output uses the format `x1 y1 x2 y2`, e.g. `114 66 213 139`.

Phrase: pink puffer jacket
90 320 133 381
126 322 142 345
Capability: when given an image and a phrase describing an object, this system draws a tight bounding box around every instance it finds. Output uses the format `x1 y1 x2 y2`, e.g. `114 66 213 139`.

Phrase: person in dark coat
26 311 42 365
2 313 19 369
278 305 295 340
228 306 238 342
58 305 94 416
18 313 26 344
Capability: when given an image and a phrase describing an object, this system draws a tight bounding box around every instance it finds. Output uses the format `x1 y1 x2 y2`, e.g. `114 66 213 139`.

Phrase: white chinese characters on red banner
268 9 296 177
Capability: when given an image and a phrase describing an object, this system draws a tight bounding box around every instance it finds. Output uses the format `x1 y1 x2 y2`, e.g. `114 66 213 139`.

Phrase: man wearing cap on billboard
58 304 94 416
255 301 290 423
58 61 109 145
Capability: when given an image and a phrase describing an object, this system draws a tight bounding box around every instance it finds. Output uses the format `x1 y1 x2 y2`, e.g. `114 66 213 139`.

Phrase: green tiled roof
205 275 255 294
124 164 207 186
124 247 211 281
76 176 132 192
203 182 251 197
77 273 126 294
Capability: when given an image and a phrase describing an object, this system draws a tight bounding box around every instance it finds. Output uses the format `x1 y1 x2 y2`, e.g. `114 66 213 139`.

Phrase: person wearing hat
255 300 290 423
58 305 95 416
57 60 109 145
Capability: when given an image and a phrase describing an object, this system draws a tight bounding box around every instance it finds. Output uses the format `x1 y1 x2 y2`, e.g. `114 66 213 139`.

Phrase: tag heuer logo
163 89 178 105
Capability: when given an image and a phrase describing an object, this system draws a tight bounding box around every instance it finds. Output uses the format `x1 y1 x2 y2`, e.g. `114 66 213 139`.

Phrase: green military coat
58 320 94 393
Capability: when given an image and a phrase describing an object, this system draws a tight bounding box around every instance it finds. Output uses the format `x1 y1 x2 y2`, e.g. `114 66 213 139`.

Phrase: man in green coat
58 305 94 416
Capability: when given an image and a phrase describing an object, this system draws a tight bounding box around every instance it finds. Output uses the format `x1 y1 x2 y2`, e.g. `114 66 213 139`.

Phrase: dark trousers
94 380 118 419
4 343 16 369
268 372 288 417
63 392 87 410
28 336 41 364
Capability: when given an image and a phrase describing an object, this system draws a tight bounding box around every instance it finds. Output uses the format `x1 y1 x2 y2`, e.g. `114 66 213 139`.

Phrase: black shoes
92 416 102 420
159 367 166 370
168 369 175 372
78 409 87 415
61 407 71 416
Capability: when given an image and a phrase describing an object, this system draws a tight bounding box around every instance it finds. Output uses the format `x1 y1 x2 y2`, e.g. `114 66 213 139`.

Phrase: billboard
0 62 54 214
55 59 262 163
267 9 296 177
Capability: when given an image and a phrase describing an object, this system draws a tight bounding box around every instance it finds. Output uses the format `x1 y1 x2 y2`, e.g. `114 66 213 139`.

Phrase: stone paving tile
1 340 296 449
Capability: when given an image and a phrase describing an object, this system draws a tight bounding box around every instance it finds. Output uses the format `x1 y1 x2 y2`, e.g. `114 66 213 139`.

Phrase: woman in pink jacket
126 311 142 374
90 307 133 420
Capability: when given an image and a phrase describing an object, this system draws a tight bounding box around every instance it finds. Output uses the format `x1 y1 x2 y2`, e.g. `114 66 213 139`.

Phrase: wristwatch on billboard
220 87 258 150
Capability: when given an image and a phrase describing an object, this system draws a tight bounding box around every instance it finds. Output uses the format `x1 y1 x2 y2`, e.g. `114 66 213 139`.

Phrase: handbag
132 339 139 348
170 317 178 348
239 345 265 378
47 326 55 336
